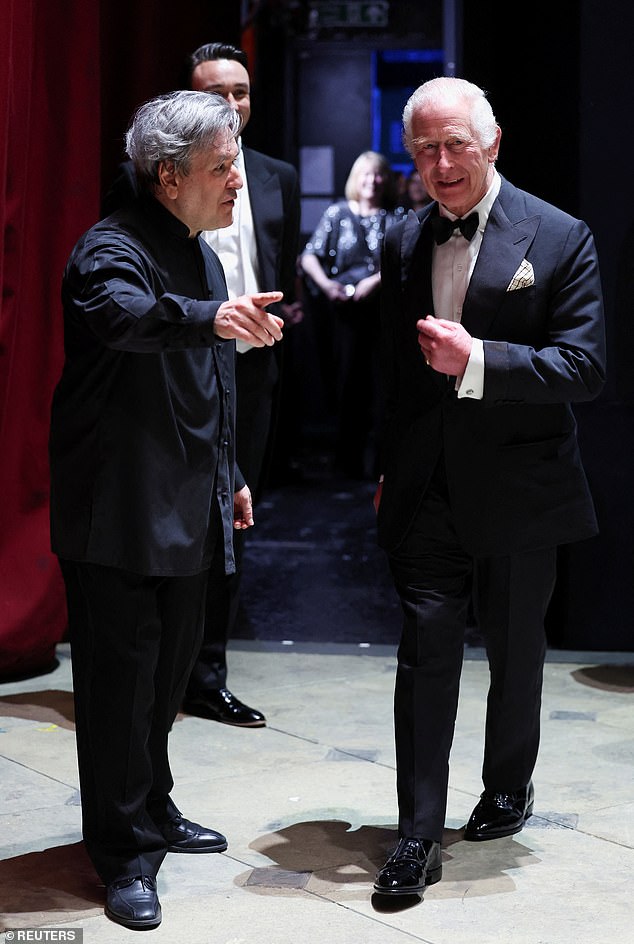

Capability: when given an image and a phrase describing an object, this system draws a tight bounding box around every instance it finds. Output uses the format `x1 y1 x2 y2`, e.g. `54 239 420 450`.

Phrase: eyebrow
207 82 249 93
217 145 239 163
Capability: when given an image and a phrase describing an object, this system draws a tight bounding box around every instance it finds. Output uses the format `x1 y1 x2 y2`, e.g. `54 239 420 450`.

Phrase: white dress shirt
432 170 501 398
201 141 261 353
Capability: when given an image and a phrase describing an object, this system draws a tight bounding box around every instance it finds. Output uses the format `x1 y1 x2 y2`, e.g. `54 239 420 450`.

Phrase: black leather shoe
373 838 442 895
159 814 228 853
182 687 266 727
464 781 535 841
105 875 161 929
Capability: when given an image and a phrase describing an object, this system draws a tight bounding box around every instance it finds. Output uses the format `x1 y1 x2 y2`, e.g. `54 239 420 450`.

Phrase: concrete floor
1 640 633 943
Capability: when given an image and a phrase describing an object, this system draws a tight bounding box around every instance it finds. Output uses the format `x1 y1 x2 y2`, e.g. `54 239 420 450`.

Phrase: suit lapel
400 209 423 280
399 208 451 393
398 181 542 342
243 148 282 290
402 208 434 314
461 185 540 337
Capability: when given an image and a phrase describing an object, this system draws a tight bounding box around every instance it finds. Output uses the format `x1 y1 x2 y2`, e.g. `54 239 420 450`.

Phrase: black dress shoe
159 814 228 853
464 781 535 841
105 875 161 929
182 687 266 727
373 838 442 895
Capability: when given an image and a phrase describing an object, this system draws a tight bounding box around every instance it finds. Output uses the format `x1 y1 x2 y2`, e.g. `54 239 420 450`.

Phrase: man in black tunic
49 90 283 930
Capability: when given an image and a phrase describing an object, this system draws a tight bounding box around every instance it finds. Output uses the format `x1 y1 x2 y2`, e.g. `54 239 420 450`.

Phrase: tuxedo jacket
242 147 300 308
230 147 300 489
377 175 607 557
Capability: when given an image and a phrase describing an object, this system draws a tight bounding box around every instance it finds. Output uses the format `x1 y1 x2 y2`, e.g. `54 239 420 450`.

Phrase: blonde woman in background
301 151 404 478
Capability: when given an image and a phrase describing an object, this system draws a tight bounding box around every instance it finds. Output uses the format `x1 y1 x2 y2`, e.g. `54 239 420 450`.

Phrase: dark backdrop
1 0 632 680
461 1 634 650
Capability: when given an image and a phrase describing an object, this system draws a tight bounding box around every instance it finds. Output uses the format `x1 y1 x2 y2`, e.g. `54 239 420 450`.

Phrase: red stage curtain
0 1 240 679
0 0 101 678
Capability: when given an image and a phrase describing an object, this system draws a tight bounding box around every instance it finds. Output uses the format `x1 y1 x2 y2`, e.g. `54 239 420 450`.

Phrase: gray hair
125 89 242 189
402 77 499 156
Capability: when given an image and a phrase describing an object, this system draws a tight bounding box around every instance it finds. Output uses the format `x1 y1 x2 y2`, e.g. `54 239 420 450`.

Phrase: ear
488 126 502 164
156 160 180 200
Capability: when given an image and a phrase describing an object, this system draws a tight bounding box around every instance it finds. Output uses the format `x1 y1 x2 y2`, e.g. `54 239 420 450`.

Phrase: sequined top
303 200 406 282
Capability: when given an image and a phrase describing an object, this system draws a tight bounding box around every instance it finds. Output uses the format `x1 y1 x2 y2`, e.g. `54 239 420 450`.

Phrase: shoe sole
463 808 533 842
105 905 162 929
217 719 266 728
167 841 228 854
373 863 442 895
182 703 266 727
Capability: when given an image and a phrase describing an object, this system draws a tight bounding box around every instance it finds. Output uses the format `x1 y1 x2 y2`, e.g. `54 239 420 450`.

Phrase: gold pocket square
507 259 534 292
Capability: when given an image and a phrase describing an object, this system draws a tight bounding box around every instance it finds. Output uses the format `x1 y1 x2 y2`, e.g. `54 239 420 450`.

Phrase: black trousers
332 294 382 479
186 536 244 693
187 347 277 694
387 468 556 841
60 559 208 884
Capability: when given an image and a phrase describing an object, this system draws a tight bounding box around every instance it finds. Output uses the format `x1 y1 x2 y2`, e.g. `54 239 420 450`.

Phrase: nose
229 165 243 190
436 146 452 169
224 93 240 111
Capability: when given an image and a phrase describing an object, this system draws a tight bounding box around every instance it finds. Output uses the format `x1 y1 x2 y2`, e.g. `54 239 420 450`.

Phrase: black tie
431 211 479 245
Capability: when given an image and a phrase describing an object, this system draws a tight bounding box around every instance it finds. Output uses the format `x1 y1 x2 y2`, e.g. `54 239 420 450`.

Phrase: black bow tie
431 212 479 245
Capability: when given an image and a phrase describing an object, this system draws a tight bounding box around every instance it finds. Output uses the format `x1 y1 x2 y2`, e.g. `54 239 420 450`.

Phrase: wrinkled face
355 159 386 202
190 58 251 132
157 132 242 235
410 97 500 218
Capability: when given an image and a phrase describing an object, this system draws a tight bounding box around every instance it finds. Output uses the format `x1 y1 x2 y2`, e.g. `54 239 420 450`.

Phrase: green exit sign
311 1 390 28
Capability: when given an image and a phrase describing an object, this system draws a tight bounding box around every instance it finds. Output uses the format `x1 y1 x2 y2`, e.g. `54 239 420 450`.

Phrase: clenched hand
417 315 472 376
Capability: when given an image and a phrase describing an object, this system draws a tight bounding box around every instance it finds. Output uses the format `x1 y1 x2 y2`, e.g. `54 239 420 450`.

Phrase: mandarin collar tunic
50 195 243 576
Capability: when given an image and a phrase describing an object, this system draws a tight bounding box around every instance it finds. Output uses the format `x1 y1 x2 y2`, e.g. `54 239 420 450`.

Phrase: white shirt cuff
456 337 484 399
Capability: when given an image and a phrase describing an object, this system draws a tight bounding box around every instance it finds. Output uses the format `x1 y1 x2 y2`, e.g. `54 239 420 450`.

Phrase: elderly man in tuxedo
50 90 283 929
373 77 606 897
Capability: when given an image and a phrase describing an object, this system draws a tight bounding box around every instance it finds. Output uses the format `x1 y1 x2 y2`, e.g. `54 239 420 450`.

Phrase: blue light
380 49 444 64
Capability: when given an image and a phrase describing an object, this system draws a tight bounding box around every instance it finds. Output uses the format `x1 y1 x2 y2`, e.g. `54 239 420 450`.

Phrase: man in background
182 41 301 727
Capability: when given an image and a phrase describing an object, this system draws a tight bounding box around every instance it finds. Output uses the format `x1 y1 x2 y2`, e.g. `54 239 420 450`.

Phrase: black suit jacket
242 146 300 307
377 176 607 557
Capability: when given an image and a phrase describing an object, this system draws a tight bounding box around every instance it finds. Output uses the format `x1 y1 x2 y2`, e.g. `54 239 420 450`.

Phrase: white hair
402 76 499 156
